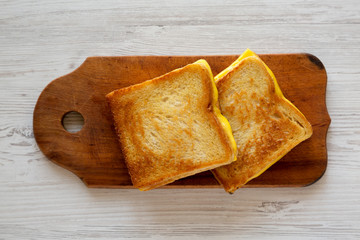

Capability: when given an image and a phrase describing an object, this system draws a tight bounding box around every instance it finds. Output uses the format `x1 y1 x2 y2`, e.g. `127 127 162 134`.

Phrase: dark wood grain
33 54 330 188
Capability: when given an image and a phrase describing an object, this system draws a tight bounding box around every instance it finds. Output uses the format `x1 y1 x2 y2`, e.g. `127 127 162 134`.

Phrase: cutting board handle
33 59 88 168
33 57 135 186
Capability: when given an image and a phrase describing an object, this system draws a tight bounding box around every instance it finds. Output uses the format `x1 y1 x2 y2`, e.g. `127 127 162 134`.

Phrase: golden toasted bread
106 60 237 191
212 49 313 193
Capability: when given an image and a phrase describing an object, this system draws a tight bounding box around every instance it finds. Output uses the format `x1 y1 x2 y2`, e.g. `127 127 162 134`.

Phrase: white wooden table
1 1 359 239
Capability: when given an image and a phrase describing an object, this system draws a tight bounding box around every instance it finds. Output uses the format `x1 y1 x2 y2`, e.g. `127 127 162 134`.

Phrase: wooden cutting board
33 54 330 189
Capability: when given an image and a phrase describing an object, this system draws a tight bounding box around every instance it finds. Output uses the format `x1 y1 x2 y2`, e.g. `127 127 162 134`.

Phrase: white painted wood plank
1 0 360 239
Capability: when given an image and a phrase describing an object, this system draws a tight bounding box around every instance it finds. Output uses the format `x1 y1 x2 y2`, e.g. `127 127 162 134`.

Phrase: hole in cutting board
62 111 84 133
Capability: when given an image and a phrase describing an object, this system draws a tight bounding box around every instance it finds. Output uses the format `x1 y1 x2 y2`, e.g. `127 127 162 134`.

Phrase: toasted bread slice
212 49 313 193
106 60 237 191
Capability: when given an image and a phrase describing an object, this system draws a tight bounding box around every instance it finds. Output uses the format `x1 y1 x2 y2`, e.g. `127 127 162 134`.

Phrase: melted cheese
195 59 237 161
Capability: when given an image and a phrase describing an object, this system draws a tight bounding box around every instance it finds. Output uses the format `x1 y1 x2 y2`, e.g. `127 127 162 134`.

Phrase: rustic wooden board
33 54 330 188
